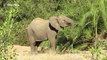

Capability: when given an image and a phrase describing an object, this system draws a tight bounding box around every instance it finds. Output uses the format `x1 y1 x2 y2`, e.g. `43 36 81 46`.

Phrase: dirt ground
13 45 93 60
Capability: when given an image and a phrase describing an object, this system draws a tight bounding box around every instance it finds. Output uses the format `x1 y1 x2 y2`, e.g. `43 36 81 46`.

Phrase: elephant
26 16 74 54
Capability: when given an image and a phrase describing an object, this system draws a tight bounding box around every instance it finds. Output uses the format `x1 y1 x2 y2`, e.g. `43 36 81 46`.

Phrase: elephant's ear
57 16 65 27
49 17 61 30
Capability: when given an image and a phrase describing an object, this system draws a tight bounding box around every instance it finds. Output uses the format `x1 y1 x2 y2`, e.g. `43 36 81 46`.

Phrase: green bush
0 8 16 60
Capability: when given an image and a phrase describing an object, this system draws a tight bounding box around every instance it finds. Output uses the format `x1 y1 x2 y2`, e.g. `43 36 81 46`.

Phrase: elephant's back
31 18 49 25
30 18 49 29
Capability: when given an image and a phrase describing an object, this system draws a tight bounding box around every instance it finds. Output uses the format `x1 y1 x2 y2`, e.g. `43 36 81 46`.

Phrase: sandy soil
13 45 93 60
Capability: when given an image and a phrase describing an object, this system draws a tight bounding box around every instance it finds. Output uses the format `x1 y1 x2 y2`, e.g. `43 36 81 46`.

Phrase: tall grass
0 6 17 60
67 0 107 59
52 0 107 53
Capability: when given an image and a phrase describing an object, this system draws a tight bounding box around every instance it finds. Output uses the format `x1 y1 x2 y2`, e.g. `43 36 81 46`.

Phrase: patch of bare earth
13 45 92 60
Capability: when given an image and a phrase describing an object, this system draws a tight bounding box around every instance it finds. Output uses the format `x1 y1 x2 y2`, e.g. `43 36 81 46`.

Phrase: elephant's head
49 16 74 30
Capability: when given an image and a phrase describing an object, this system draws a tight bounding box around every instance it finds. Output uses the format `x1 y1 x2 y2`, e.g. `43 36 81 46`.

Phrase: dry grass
13 45 92 60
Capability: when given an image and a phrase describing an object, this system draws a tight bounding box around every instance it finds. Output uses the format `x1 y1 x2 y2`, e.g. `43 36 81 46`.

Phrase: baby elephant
26 16 74 54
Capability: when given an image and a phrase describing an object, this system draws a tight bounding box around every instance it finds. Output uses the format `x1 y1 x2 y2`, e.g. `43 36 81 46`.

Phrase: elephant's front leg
48 30 57 51
49 37 56 51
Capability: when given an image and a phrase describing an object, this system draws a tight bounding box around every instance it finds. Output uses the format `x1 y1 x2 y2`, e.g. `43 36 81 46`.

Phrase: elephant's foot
47 49 56 54
29 51 38 55
37 47 49 53
37 47 44 53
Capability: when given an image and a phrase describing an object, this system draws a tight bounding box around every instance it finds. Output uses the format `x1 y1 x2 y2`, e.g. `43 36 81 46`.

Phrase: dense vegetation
0 0 107 60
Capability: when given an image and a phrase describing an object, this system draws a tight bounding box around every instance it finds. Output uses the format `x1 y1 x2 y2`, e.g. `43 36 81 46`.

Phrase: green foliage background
0 0 107 60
